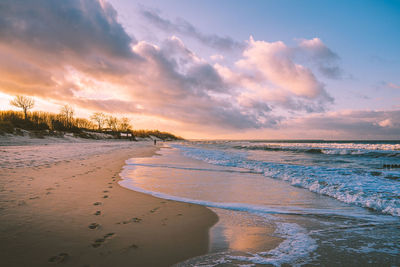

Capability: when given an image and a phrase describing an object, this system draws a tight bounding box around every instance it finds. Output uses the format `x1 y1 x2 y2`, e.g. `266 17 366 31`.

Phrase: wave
227 222 318 266
233 145 400 157
125 162 262 174
119 177 316 266
119 176 390 220
174 144 400 217
119 169 399 266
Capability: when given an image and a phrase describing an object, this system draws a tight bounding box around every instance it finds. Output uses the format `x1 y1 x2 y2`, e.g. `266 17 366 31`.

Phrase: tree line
4 95 132 132
1 95 182 140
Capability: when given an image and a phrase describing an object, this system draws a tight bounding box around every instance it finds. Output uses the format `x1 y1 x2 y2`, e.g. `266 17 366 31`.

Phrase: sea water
119 140 400 266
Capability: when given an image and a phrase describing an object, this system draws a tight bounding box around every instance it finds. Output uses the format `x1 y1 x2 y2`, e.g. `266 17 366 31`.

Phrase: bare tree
118 117 132 132
90 112 106 130
60 104 74 129
75 118 94 129
10 95 35 120
106 115 118 131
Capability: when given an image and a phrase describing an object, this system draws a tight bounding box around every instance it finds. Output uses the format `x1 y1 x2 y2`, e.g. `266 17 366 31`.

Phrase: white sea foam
121 144 400 266
234 141 400 153
228 223 317 266
173 144 400 217
119 169 384 220
174 221 317 267
119 169 318 266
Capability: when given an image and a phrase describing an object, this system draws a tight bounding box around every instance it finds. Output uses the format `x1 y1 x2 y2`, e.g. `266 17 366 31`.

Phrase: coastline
120 142 400 266
0 141 218 266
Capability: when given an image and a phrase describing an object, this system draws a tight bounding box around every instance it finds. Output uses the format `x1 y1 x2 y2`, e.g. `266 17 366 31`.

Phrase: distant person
154 139 157 145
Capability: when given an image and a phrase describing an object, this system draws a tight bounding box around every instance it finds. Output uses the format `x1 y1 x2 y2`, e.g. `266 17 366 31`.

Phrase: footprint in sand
121 244 139 253
91 238 105 248
150 207 160 213
104 232 115 238
117 217 142 225
48 252 69 263
88 223 100 230
91 233 115 248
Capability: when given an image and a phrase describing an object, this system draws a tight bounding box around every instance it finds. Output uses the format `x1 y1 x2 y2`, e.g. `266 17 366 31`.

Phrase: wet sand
0 142 218 267
120 145 400 266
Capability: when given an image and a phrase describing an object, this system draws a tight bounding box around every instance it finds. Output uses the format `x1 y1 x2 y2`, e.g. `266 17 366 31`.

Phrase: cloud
0 0 370 136
298 38 343 79
140 7 244 51
0 0 137 58
0 0 142 99
0 0 288 130
218 36 334 113
238 37 328 99
378 118 393 128
210 54 224 61
129 38 279 129
387 82 400 89
286 109 400 139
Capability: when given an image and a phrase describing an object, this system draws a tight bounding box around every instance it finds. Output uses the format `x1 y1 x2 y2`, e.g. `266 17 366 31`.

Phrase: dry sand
0 141 218 267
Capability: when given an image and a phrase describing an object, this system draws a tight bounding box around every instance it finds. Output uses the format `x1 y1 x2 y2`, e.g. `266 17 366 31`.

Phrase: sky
0 0 399 139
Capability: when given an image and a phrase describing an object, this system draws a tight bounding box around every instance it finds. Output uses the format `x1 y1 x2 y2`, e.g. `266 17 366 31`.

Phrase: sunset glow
0 0 399 139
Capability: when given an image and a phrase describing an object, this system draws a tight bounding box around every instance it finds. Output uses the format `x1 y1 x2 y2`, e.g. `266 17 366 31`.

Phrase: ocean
119 140 400 266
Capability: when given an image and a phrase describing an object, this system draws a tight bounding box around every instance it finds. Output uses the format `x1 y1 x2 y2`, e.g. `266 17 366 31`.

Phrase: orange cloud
6 0 394 139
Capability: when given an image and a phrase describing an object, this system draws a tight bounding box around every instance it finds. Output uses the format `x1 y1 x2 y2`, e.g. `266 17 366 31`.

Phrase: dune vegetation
0 95 182 141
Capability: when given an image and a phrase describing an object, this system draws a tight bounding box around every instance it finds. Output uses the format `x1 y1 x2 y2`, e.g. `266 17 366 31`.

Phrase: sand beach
0 140 218 267
1 0 399 265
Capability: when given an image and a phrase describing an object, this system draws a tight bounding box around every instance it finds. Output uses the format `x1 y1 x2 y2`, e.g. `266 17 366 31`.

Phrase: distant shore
0 141 217 266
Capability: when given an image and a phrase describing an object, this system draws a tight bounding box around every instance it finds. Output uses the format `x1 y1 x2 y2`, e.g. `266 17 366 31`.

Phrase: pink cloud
210 54 224 61
0 2 334 131
214 37 333 114
237 37 326 98
278 110 400 139
298 38 343 79
378 119 393 128
387 82 400 89
5 0 388 138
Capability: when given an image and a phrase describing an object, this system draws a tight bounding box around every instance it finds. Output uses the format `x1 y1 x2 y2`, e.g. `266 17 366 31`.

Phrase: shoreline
0 141 218 266
119 142 400 266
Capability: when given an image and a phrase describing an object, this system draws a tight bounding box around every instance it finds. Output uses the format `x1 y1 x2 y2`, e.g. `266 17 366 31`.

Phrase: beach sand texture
0 141 218 267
